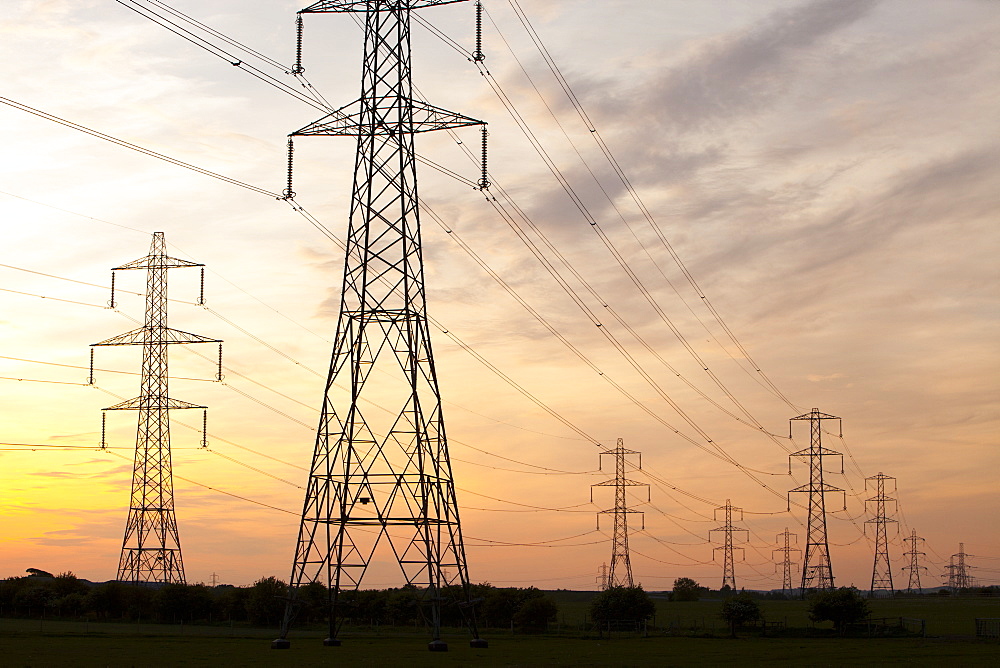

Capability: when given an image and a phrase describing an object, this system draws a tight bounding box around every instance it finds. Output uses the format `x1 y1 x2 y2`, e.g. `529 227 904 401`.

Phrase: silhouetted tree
808 587 870 634
513 595 558 632
671 577 702 602
589 585 655 624
245 577 287 626
720 592 762 637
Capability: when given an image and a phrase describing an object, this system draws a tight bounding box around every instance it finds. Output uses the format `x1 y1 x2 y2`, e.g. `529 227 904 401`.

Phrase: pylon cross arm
92 326 221 347
789 482 844 493
104 396 207 411
301 0 465 12
114 255 202 271
293 98 484 137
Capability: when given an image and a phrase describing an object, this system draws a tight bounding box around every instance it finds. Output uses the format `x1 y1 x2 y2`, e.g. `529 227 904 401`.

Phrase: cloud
639 0 880 131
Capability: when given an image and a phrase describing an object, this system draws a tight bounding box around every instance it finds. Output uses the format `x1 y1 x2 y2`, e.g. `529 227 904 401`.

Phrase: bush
245 576 287 627
671 577 702 602
589 585 655 624
807 587 870 633
512 596 557 633
720 592 762 636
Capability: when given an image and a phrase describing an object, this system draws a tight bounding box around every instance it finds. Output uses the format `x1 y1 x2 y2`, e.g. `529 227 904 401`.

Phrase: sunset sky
1 0 997 592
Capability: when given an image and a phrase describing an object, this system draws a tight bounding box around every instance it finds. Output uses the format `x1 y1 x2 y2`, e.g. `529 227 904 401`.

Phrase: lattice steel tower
591 439 648 588
273 0 487 652
902 529 926 594
865 472 897 598
91 232 221 584
788 408 844 596
773 528 800 598
709 499 747 590
945 543 972 591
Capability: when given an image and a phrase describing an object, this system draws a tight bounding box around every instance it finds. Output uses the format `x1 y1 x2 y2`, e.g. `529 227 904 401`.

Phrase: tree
512 596 558 633
25 568 55 579
245 576 287 627
671 577 702 602
589 585 656 626
719 592 762 637
807 587 870 633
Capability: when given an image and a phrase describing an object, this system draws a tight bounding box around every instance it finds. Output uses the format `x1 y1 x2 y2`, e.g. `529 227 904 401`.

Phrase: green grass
547 591 1000 637
0 632 997 667
2 596 998 666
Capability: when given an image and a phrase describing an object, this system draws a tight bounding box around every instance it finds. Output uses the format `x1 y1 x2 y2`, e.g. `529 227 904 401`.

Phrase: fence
974 618 1000 639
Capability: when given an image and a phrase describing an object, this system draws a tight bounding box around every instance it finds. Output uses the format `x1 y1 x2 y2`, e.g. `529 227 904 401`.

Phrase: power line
0 95 281 198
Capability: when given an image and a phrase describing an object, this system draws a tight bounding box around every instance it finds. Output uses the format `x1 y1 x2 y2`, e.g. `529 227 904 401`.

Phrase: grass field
0 632 998 667
1 595 998 666
546 591 1000 637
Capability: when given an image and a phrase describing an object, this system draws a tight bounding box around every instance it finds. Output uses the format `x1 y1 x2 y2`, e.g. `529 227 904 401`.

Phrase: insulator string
472 1 485 63
109 270 117 308
201 409 208 448
293 13 304 74
100 412 107 450
197 266 206 306
477 125 490 190
216 343 224 382
283 136 295 200
88 348 95 385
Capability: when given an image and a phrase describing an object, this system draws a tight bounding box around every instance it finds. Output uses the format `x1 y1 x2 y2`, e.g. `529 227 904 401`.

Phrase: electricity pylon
596 562 609 591
945 543 973 591
709 499 747 591
91 231 221 585
788 408 845 596
273 0 487 652
773 528 801 597
591 439 648 588
865 472 897 598
902 529 927 594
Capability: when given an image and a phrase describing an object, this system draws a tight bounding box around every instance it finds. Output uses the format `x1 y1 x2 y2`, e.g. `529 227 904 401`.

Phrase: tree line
0 571 560 630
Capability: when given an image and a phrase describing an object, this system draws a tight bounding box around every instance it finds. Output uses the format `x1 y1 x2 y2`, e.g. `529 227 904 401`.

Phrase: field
1 595 997 666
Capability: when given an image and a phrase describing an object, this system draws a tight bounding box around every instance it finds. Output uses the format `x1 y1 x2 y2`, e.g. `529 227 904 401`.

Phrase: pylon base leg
470 638 489 649
428 640 448 652
323 638 341 647
270 639 291 650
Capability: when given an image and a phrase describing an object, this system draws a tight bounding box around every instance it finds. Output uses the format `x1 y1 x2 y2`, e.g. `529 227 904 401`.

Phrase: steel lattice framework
773 528 800 598
591 439 648 588
788 408 845 596
865 472 897 598
92 232 221 584
709 499 747 590
274 0 486 651
945 543 973 591
902 529 927 594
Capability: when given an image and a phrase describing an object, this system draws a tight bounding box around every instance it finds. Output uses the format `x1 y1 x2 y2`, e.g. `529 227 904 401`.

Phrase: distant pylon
596 562 609 591
91 231 221 585
902 529 927 594
788 408 845 596
709 499 747 590
273 0 488 652
945 543 973 591
591 438 648 588
865 472 897 598
773 528 801 597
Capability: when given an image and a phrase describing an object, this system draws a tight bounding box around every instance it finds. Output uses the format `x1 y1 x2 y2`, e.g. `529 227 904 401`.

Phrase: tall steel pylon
273 0 488 652
902 529 927 594
591 439 648 588
91 231 221 585
865 472 897 598
596 562 609 591
773 528 801 597
709 499 747 591
788 408 845 596
945 543 973 591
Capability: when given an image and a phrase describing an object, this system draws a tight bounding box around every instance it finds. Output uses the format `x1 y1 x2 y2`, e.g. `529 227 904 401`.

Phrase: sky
0 0 998 592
